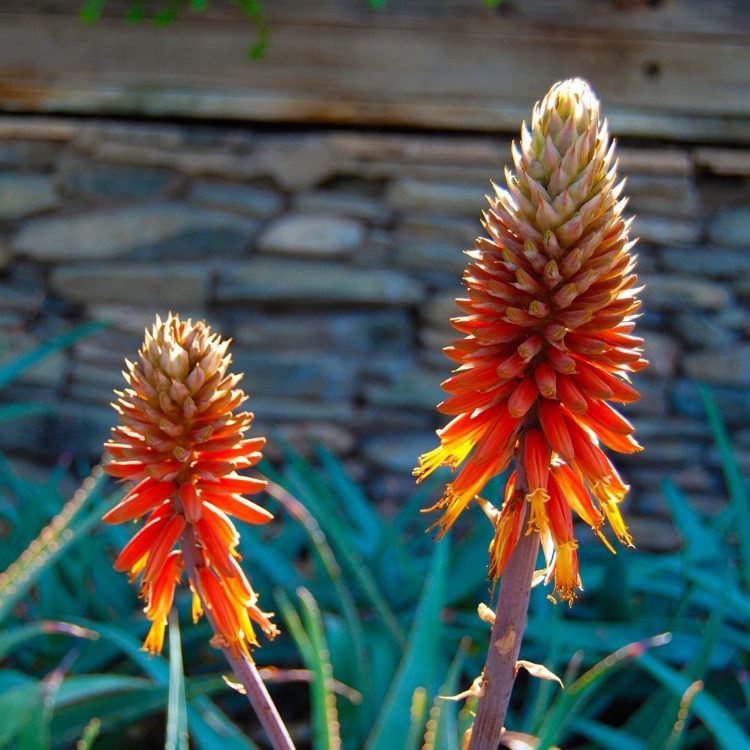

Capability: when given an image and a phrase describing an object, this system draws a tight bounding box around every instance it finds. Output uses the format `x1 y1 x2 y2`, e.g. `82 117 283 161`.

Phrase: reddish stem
468 436 540 750
180 527 296 750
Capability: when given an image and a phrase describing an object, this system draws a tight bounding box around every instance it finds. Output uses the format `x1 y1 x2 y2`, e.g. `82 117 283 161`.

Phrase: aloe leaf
645 587 728 750
0 320 107 391
66 619 168 682
269 471 405 646
0 620 98 661
0 466 115 624
316 446 383 558
535 633 671 749
636 651 750 750
298 587 342 750
364 539 449 750
0 403 56 424
65 617 258 749
166 611 189 750
188 696 261 750
426 638 470 750
404 687 428 750
698 383 750 590
568 717 646 750
0 682 39 749
75 718 101 750
660 478 723 566
266 480 372 705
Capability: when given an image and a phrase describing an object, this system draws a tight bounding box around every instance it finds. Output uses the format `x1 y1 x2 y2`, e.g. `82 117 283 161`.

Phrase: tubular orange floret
102 477 177 524
415 78 645 602
103 313 277 655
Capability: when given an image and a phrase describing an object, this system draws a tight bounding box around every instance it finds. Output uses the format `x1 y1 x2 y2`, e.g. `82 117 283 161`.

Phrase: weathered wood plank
5 0 748 37
0 4 748 141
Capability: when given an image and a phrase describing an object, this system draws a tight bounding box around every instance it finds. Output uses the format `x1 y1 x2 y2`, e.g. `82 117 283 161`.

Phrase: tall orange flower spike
415 79 647 603
104 314 278 655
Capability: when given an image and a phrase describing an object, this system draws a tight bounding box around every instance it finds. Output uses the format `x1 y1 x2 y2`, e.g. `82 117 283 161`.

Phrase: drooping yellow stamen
525 488 550 536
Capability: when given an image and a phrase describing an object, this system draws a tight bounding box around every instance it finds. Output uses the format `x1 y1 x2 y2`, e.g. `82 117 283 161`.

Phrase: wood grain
0 2 748 141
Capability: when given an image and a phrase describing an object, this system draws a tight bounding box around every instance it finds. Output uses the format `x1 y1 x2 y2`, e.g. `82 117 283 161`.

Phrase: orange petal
113 513 173 573
194 504 240 577
550 462 604 532
557 374 588 414
545 473 575 543
508 376 538 418
105 460 148 479
524 429 550 490
103 478 177 525
581 397 635 436
201 490 273 526
141 514 187 587
488 496 524 579
534 361 557 399
179 481 203 523
198 473 267 497
538 400 574 460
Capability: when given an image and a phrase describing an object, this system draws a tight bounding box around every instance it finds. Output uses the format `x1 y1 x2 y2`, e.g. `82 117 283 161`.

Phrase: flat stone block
216 259 425 306
13 202 256 262
660 245 750 278
189 179 284 218
388 180 486 216
59 160 182 199
233 310 412 356
639 274 730 311
50 263 209 307
0 175 59 219
707 207 750 247
672 379 750 426
258 214 364 258
231 350 359 401
364 364 445 411
683 345 750 387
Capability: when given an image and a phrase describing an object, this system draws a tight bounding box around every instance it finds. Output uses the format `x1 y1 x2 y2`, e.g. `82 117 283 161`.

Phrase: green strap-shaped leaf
364 539 449 750
166 611 189 750
298 587 342 750
636 651 750 750
698 383 750 591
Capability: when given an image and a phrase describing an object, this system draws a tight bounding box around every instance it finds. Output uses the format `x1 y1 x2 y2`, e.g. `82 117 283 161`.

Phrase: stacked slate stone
1 117 749 552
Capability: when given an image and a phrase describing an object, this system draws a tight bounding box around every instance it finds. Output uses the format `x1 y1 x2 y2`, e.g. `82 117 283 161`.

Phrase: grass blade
166 611 189 750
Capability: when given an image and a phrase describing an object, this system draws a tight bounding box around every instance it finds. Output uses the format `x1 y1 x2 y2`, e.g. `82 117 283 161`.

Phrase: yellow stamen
525 488 550 535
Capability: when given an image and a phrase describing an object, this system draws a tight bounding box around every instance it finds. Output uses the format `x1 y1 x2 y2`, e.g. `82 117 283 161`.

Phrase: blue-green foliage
0 360 749 748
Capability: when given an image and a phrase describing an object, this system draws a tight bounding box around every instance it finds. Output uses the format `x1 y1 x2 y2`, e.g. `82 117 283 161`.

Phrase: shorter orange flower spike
104 314 278 656
415 79 647 603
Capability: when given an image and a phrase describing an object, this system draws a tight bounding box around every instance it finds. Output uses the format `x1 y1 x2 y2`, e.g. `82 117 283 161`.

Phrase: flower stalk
415 78 647 745
102 314 294 749
467 433 539 750
180 526 295 750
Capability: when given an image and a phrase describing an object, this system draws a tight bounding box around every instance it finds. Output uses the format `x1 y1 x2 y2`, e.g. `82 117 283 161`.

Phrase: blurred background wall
0 0 749 550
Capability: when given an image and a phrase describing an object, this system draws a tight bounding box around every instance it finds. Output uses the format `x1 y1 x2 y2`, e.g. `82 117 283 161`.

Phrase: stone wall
1 116 749 550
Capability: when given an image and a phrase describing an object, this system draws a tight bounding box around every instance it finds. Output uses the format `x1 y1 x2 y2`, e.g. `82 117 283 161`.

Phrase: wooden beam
0 2 748 141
